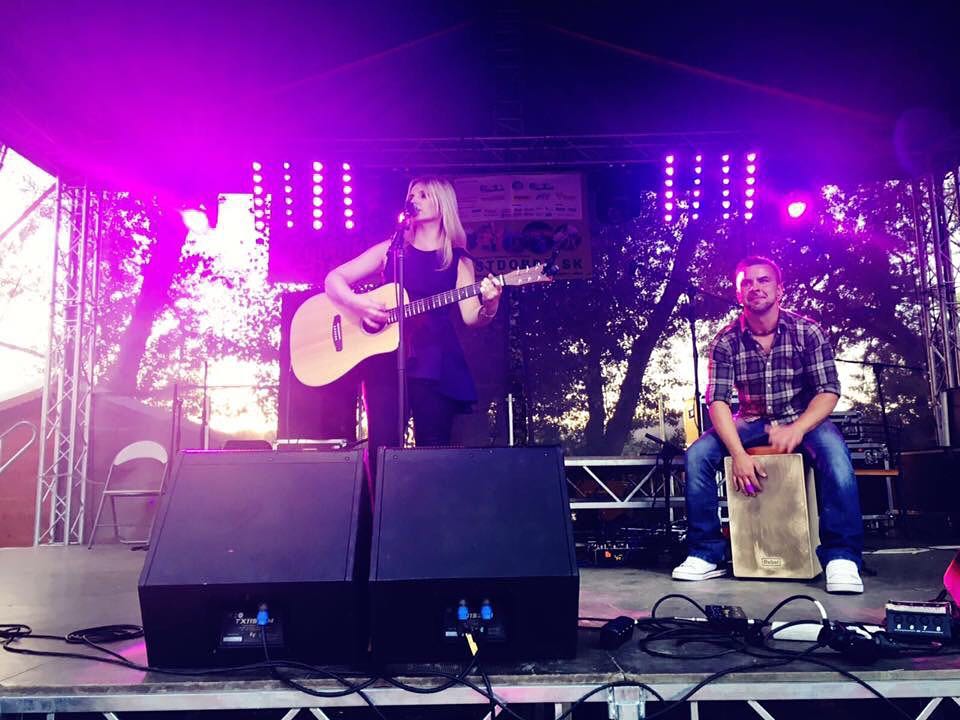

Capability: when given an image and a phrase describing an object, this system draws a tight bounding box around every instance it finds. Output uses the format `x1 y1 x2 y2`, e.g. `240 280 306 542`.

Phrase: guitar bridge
332 314 343 352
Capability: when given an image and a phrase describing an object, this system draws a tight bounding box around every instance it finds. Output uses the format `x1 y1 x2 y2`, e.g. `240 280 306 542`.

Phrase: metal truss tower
34 182 104 545
912 168 960 445
491 3 531 446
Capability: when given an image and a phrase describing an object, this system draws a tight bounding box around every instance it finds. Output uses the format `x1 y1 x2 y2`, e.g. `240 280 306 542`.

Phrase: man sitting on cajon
672 256 863 593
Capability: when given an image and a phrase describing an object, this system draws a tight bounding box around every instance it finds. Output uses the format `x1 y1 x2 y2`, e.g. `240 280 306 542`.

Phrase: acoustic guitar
290 263 555 387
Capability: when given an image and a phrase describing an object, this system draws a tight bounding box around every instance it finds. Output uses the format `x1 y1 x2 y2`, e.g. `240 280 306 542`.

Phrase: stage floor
3 544 960 716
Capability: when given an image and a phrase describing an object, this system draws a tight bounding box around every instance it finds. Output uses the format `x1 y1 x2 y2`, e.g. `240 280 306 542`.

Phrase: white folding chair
87 440 169 548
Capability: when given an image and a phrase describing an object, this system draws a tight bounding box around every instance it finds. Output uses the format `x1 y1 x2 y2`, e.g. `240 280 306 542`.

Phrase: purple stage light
787 200 808 218
342 165 356 229
662 153 675 223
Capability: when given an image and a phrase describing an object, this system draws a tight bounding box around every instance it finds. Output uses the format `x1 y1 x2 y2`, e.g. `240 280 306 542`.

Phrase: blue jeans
684 418 863 569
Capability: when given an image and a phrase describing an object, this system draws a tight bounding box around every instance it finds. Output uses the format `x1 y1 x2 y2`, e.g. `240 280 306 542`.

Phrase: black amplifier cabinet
138 450 368 668
370 446 579 663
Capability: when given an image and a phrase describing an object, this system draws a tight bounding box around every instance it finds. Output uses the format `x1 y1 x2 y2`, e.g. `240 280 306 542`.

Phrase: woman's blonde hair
405 176 466 270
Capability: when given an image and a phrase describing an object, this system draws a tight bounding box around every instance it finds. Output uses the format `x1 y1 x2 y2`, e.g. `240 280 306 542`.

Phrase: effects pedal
885 601 952 641
704 604 749 634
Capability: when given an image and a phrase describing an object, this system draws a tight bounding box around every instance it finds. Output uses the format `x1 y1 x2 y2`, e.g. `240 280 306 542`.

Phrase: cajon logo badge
761 557 785 568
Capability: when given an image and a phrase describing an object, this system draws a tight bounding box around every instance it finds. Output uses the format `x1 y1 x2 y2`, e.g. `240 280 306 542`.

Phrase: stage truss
2 670 960 720
912 168 960 445
34 182 105 545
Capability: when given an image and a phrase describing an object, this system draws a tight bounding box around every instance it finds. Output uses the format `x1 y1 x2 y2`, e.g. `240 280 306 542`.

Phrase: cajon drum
724 448 821 579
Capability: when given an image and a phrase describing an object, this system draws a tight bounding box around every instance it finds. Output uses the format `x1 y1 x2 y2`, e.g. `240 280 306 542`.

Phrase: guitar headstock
502 264 552 287
502 253 560 287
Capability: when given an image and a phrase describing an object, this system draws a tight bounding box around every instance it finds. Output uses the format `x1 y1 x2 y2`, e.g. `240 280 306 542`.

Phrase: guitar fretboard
385 281 486 324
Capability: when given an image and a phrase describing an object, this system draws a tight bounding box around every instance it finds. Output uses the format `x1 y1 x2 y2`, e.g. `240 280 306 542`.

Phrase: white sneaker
825 559 864 594
672 556 727 581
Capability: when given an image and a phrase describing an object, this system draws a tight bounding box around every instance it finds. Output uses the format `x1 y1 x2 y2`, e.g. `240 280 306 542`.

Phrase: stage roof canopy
1 0 958 195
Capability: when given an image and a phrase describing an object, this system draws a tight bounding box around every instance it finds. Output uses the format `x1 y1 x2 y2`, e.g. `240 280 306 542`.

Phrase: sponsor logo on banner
454 173 592 279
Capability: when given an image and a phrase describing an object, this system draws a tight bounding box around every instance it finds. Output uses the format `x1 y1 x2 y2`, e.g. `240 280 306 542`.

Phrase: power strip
770 621 881 642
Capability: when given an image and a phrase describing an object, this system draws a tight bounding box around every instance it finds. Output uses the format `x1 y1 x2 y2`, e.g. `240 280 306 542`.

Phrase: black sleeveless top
383 245 477 407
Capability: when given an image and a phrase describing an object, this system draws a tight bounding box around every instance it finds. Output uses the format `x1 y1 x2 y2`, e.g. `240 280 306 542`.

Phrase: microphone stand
390 216 411 448
684 284 704 435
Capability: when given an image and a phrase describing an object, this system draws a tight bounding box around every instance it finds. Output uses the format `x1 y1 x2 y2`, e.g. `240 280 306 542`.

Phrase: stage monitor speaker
278 289 358 442
946 389 960 448
898 448 960 514
370 446 579 662
138 449 368 668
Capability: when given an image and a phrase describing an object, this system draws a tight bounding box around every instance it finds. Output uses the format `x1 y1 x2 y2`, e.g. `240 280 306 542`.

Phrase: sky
0 148 54 400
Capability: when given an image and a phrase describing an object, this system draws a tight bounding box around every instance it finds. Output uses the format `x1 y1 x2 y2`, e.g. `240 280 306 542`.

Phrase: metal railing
0 420 38 476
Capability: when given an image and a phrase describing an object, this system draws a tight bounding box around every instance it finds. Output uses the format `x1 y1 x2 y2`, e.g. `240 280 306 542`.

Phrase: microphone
398 201 419 225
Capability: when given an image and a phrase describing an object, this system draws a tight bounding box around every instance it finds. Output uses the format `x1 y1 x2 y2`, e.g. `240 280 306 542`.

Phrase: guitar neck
386 278 493 323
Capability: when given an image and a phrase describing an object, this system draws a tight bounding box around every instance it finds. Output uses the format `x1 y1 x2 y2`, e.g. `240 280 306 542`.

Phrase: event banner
453 173 592 279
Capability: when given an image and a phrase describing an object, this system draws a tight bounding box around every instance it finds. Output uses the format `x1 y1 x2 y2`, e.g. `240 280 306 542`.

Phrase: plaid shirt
704 309 841 424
